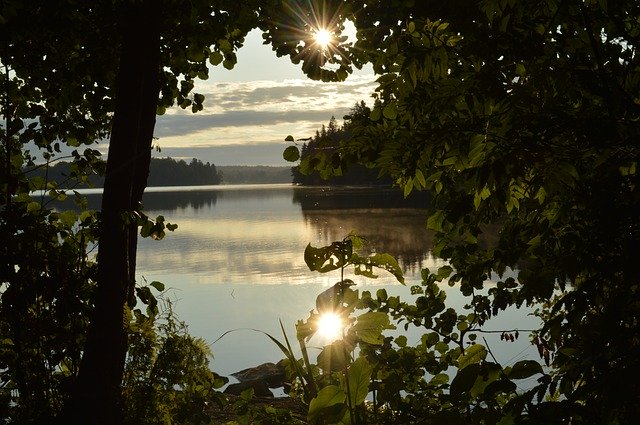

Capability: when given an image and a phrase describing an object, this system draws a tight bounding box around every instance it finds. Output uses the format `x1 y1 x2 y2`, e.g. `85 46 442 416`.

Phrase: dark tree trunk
59 2 160 423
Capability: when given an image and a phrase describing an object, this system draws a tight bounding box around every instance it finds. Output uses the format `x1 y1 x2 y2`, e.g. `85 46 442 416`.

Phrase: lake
133 184 538 385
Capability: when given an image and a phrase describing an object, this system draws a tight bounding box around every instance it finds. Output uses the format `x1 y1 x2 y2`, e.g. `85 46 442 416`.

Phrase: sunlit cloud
154 75 377 149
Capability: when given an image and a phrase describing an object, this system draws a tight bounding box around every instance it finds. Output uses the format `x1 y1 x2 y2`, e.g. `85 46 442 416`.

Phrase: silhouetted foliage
27 157 222 188
148 157 221 186
292 103 393 186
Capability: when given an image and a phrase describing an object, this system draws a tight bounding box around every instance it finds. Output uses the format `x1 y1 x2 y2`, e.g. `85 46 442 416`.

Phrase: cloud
155 109 338 138
154 74 377 149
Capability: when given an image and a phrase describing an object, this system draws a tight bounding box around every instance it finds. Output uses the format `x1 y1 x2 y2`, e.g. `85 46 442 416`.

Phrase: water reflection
130 185 536 376
136 185 435 280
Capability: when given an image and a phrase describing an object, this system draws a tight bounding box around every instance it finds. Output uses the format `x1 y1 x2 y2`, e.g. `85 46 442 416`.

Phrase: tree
2 0 359 422
287 0 640 422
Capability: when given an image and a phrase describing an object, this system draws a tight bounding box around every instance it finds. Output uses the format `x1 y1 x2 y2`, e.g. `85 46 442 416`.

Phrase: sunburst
313 28 333 49
316 311 344 342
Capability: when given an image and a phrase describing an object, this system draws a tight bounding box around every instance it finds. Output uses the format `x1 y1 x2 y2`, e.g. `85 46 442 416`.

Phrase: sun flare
317 312 344 341
313 28 333 48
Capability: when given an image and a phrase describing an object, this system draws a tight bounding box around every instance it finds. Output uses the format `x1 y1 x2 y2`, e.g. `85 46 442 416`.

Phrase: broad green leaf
426 210 446 232
285 135 295 142
283 145 300 162
58 210 77 227
308 385 346 421
149 281 165 292
404 177 414 197
429 373 449 385
304 241 352 273
317 340 351 372
209 51 223 66
383 103 397 120
415 169 426 188
355 253 404 284
352 311 394 345
436 265 453 281
27 201 41 212
450 363 481 397
508 360 543 379
347 357 373 405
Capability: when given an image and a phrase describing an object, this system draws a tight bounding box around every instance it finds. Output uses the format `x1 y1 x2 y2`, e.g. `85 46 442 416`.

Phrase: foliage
3 0 354 421
284 0 640 423
123 289 227 425
282 237 548 425
216 165 292 185
289 104 392 186
26 157 223 188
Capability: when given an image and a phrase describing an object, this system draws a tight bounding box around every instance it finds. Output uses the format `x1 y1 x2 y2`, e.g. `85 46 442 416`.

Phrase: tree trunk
59 2 160 423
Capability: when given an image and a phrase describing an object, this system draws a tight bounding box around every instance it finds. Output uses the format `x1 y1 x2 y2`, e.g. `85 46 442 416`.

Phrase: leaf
27 201 41 212
193 93 205 105
404 177 414 197
317 340 351 372
304 241 351 273
383 103 398 120
457 344 487 369
347 357 373 405
285 135 295 142
149 281 165 292
508 360 543 379
209 51 223 66
429 373 449 385
415 169 426 188
352 311 394 345
283 145 300 162
58 210 78 227
450 363 481 397
308 385 346 421
436 265 453 281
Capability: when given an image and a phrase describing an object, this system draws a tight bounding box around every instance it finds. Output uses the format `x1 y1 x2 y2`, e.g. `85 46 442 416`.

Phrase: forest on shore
28 157 294 187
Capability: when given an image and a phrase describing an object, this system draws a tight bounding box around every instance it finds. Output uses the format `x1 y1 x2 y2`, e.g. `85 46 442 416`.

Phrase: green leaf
285 135 295 142
450 363 481 397
347 357 373 405
317 340 351 372
404 177 414 197
383 103 398 120
352 311 394 345
415 169 426 188
283 145 300 162
149 281 165 292
355 253 404 284
304 241 351 273
430 373 449 385
27 201 41 212
58 210 77 227
508 360 543 379
436 265 454 281
193 93 205 105
308 385 346 421
218 39 232 53
209 51 224 66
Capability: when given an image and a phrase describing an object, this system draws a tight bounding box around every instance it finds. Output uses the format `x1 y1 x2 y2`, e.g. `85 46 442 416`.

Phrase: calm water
134 184 537 381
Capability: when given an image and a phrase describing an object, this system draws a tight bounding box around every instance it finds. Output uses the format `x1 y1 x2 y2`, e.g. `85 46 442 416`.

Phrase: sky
153 29 378 166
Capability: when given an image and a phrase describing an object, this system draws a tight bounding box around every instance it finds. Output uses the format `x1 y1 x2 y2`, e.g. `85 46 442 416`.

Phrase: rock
230 361 286 388
224 379 274 397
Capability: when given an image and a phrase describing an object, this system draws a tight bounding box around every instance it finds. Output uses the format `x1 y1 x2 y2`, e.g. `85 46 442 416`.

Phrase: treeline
217 166 291 184
292 101 393 186
30 157 222 188
148 157 221 186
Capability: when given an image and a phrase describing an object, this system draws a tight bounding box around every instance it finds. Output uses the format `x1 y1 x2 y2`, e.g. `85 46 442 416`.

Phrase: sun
316 312 344 342
313 28 333 49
